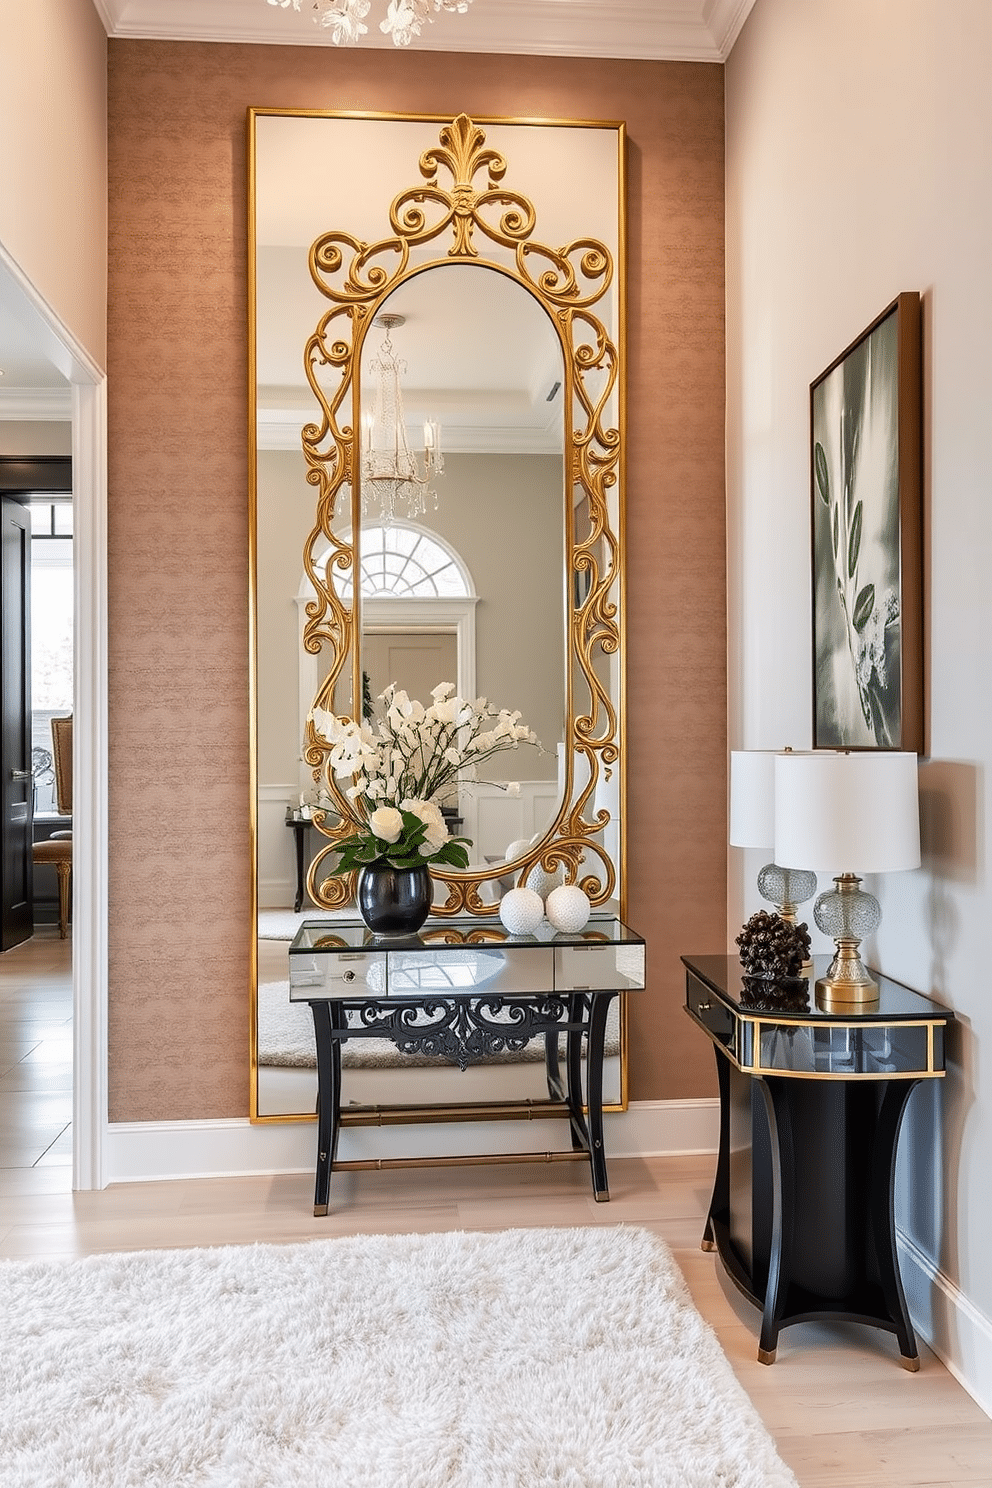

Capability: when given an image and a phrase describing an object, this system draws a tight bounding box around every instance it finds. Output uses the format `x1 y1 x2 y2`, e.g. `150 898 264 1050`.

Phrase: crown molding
257 415 560 456
704 0 756 55
0 388 73 421
98 0 757 62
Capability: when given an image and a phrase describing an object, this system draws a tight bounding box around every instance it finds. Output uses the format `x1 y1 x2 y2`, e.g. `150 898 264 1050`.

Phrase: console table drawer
555 942 645 992
685 973 736 1053
289 951 387 998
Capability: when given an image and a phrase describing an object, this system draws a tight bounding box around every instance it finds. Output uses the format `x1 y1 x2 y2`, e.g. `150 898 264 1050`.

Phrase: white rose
401 798 449 853
369 806 404 844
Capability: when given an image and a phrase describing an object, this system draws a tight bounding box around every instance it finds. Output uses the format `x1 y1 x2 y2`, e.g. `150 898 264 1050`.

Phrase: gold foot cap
313 1204 329 1217
594 1190 610 1203
900 1354 921 1373
757 1347 777 1365
701 1239 717 1252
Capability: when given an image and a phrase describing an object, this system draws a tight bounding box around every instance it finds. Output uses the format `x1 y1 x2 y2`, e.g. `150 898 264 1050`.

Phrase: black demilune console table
683 954 952 1369
290 916 645 1214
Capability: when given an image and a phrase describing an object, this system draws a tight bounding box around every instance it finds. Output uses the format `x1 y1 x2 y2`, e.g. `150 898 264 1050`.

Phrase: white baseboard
897 1228 992 1421
99 1098 720 1187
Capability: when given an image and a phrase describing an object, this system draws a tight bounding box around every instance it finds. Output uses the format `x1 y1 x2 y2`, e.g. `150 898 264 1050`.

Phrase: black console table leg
563 995 587 1151
311 1001 342 1216
585 992 614 1202
702 1048 731 1252
871 1079 922 1370
755 1078 793 1365
292 822 307 914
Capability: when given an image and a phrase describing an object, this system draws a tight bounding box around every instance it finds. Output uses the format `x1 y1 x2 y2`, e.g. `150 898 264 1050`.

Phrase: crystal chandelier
361 315 443 523
267 0 473 47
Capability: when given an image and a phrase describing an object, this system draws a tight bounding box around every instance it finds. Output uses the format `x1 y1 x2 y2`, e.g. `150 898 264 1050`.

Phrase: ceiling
93 0 756 62
1 0 755 424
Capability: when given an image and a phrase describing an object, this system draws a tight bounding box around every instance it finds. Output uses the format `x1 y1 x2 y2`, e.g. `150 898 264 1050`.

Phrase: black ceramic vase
357 859 432 936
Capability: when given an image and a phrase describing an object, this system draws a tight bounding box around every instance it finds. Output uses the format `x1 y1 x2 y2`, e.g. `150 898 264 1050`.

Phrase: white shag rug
258 909 344 941
0 1225 797 1488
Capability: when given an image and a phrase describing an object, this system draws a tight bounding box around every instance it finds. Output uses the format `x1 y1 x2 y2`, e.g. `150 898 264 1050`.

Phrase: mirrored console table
683 954 953 1369
290 916 645 1215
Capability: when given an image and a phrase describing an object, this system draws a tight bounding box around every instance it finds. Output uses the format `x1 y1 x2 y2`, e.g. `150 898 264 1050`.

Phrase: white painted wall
0 0 107 369
726 0 992 1411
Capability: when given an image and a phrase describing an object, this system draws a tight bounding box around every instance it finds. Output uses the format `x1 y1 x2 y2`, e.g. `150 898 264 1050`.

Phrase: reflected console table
683 954 953 1369
290 916 645 1215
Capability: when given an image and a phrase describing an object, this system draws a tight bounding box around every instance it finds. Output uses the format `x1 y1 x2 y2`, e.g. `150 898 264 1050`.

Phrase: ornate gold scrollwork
300 114 622 917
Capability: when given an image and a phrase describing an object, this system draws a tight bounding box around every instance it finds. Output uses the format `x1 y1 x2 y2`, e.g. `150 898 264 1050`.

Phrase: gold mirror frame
295 113 626 916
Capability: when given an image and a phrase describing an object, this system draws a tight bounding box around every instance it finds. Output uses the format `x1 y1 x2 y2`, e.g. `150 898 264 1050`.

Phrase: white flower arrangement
309 682 538 874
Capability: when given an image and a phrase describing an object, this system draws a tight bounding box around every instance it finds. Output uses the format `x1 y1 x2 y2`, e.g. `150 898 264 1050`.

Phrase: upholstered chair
32 716 72 938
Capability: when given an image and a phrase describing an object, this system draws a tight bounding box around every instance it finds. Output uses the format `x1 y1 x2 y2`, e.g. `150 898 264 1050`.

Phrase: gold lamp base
815 939 879 1011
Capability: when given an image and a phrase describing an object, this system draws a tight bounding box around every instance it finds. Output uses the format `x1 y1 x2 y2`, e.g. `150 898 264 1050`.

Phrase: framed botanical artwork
810 291 923 751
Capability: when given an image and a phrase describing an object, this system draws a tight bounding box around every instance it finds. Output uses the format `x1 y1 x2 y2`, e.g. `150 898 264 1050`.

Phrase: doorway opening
30 497 74 932
0 464 74 1184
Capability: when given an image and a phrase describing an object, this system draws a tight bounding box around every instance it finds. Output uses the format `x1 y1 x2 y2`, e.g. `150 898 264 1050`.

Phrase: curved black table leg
311 1000 343 1216
585 991 614 1201
563 994 588 1151
702 1045 731 1252
871 1078 922 1370
755 1077 793 1364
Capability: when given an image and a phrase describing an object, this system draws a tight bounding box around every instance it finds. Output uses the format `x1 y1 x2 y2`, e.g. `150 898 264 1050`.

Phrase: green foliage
326 808 471 877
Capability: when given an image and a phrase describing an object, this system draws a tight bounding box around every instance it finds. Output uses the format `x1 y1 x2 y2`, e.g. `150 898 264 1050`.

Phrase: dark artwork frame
810 292 923 751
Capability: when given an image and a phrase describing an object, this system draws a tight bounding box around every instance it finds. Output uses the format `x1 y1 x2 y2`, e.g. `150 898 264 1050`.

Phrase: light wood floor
1 935 990 1486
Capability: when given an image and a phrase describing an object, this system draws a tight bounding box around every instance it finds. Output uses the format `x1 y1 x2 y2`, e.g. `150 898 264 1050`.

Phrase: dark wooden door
1 498 33 949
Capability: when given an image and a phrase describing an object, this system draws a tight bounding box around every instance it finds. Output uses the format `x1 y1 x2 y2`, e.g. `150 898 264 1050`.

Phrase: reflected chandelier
361 315 443 524
266 0 473 47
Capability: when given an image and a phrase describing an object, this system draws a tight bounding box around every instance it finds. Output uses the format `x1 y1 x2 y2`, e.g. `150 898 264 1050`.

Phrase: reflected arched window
333 523 473 599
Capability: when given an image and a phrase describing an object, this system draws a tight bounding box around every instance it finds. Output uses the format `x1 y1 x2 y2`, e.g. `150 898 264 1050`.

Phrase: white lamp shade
729 751 775 848
774 751 921 874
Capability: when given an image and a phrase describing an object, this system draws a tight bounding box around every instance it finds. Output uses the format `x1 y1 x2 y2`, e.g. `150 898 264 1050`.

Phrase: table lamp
773 750 921 1010
730 750 818 926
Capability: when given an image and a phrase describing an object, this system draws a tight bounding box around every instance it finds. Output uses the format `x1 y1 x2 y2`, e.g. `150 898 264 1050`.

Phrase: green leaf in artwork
848 500 862 577
853 583 876 631
814 442 830 506
832 505 839 558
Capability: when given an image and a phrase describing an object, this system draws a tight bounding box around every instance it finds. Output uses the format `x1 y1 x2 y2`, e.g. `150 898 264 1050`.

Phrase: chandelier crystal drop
361 315 443 524
266 0 473 47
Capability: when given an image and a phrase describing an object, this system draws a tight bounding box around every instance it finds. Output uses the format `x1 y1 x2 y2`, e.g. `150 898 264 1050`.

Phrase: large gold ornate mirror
249 110 625 1123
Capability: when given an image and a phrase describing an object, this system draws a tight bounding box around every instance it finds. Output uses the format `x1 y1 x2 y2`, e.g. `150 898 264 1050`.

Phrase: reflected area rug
0 1225 797 1488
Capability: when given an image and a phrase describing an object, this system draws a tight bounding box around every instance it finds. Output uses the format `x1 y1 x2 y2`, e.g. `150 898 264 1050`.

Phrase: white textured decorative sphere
545 884 591 934
526 862 564 898
499 886 545 936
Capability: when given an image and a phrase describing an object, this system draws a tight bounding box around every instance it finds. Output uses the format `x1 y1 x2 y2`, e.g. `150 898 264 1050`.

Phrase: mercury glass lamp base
815 941 879 1010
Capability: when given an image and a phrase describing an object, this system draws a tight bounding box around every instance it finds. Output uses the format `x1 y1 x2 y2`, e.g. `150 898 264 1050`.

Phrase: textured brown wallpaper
107 41 726 1122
